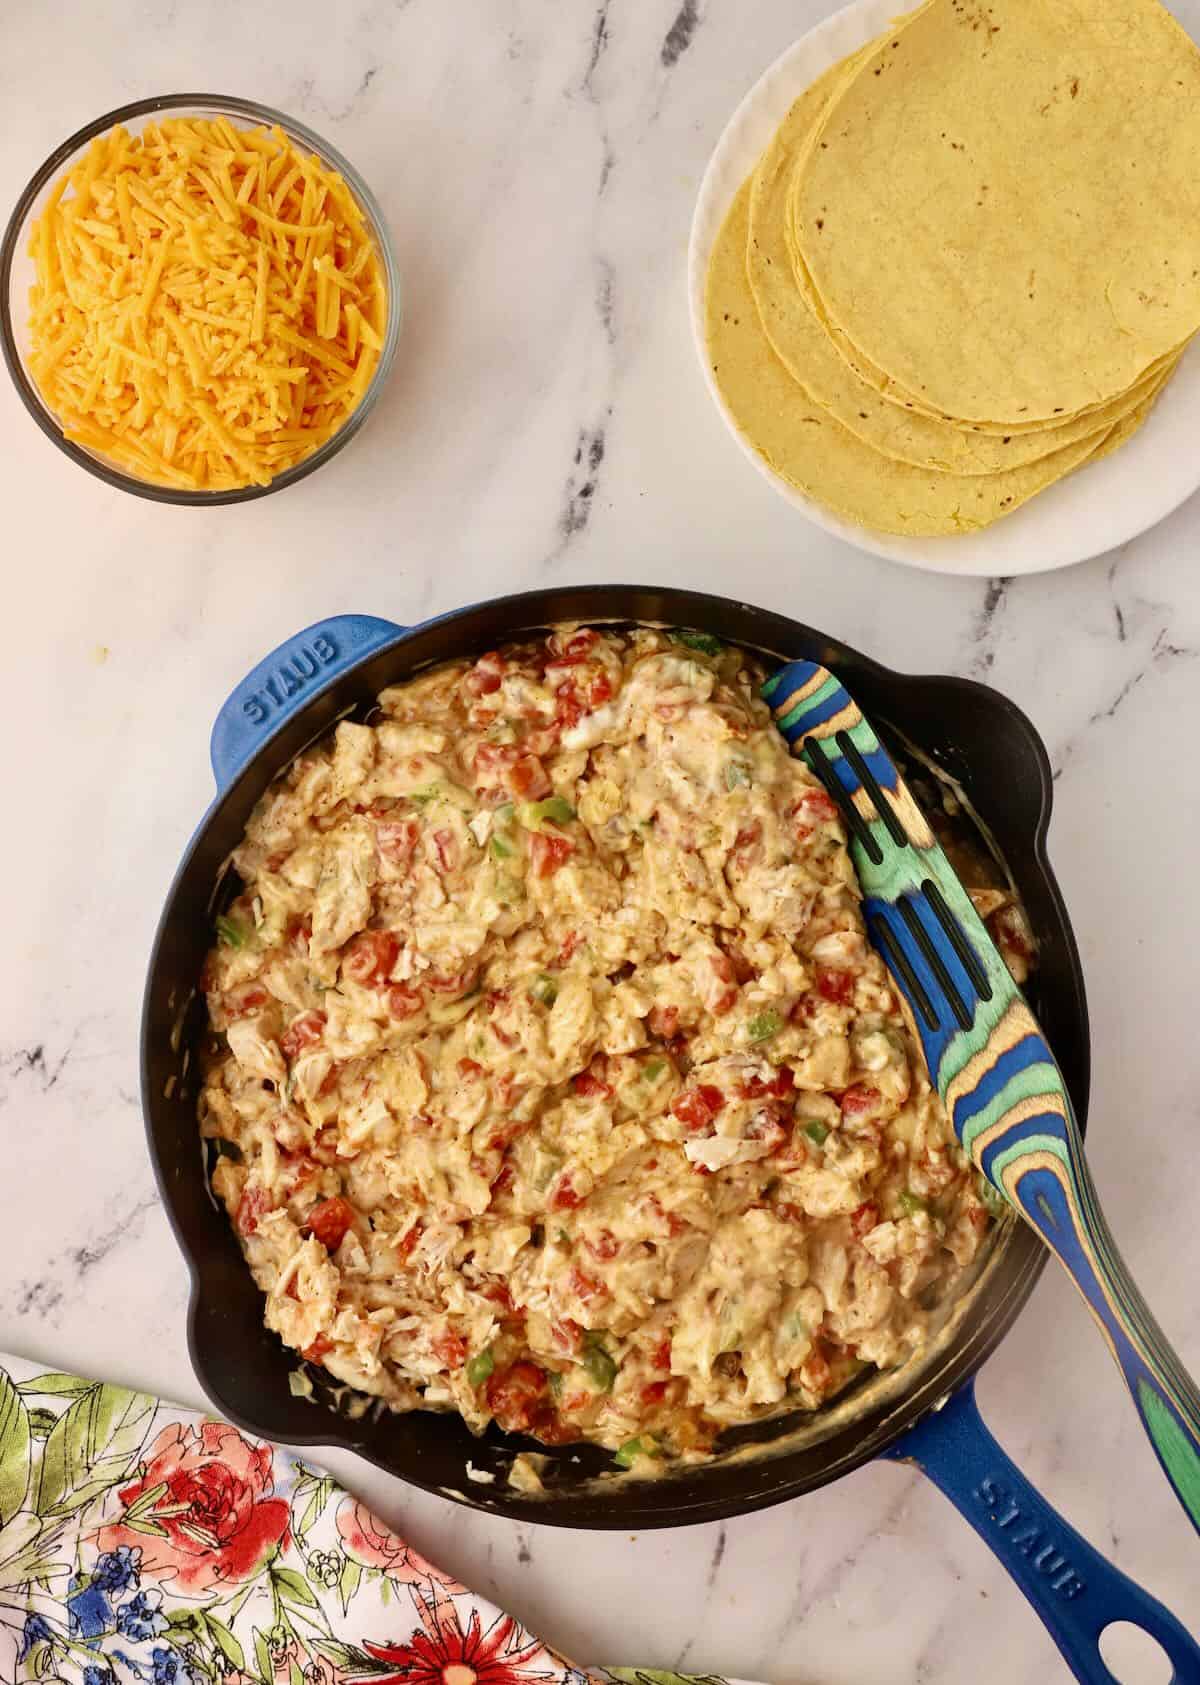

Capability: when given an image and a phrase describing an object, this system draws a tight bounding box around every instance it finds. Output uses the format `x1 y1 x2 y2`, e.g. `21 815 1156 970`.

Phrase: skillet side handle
883 1382 1200 1683
209 615 407 792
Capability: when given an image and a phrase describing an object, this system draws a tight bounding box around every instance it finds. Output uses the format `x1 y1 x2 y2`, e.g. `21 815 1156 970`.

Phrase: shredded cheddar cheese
26 118 388 491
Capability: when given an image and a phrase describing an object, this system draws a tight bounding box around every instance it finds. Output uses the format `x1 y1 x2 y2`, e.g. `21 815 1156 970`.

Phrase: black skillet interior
142 585 1089 1528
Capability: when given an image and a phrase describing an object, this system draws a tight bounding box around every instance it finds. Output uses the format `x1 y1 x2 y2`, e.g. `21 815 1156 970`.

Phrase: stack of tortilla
706 0 1200 537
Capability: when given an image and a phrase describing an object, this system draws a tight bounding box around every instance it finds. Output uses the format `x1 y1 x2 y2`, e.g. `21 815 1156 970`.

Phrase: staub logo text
975 1476 1085 1599
242 634 339 725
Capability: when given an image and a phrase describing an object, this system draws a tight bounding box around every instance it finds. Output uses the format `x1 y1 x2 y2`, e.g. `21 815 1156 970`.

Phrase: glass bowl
0 93 401 505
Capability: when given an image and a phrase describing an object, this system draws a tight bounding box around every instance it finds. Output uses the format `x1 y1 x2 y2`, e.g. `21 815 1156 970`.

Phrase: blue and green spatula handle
764 659 1200 1541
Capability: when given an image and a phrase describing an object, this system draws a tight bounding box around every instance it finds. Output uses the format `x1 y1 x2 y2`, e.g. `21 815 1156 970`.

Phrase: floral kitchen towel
0 1354 741 1685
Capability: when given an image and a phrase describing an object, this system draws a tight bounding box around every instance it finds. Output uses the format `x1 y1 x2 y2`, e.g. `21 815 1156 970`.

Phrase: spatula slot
803 737 884 865
835 729 909 847
897 895 973 1030
921 877 992 1001
872 916 939 1032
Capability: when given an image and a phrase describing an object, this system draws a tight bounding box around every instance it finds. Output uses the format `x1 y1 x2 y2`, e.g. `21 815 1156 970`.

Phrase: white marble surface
2 1 1199 1678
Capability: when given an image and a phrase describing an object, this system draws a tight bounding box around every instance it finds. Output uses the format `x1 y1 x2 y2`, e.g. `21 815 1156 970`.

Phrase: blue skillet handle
210 615 408 792
883 1382 1200 1681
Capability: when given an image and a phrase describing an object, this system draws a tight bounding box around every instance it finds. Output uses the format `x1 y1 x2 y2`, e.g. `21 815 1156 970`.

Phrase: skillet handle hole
1098 1621 1174 1685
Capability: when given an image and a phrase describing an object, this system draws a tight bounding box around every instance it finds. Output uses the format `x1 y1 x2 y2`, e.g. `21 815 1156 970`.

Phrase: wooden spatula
765 656 1200 1536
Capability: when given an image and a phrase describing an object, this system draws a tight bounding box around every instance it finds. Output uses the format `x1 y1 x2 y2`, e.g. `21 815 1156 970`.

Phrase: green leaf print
16 1373 93 1399
608 1674 730 1685
0 1369 32 1524
253 1628 275 1685
273 1564 321 1608
36 1382 154 1516
338 1555 362 1616
206 1613 247 1675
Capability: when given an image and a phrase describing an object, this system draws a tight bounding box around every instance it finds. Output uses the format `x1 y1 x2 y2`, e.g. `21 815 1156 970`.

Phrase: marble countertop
3 1 1199 1678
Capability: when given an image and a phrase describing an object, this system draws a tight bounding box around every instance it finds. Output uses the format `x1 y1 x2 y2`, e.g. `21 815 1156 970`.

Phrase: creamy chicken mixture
199 626 1006 1463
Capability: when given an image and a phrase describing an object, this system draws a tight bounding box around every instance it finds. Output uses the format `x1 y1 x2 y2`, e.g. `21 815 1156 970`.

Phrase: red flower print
90 1421 289 1592
363 1584 548 1685
335 1499 462 1589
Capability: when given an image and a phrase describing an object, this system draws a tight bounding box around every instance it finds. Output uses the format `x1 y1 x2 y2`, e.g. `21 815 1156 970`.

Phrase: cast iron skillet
141 586 1198 1680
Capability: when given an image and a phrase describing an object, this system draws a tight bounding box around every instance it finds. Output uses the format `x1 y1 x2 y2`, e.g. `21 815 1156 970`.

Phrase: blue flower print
84 1667 117 1685
91 1546 142 1593
151 1647 194 1685
67 1581 114 1639
18 1613 55 1660
117 1589 169 1642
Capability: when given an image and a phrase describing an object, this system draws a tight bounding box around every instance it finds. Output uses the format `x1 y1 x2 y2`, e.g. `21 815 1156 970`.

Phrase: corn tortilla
706 180 1157 536
792 0 1200 425
749 53 1175 471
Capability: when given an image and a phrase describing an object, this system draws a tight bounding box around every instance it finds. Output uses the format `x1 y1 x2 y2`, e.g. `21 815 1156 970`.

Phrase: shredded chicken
199 626 993 1458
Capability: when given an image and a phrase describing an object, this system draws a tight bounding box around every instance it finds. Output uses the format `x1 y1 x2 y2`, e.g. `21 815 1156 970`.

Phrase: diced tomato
792 790 839 827
529 829 574 877
281 1150 317 1191
741 1067 795 1099
301 1334 332 1364
547 628 597 665
549 1174 584 1212
816 967 855 1005
342 930 399 987
841 1084 880 1117
589 673 613 707
721 943 758 984
279 1011 326 1062
584 1229 619 1261
479 1279 515 1313
387 984 424 1020
310 1128 339 1167
568 1266 607 1303
731 822 762 870
397 1221 423 1260
285 916 312 954
227 985 268 1021
304 1196 354 1252
554 680 584 731
464 651 506 696
557 929 582 967
535 1410 580 1447
491 1163 515 1195
801 1340 832 1392
671 1084 725 1132
652 1337 672 1371
508 756 552 800
573 1068 613 1100
235 1184 270 1237
850 1200 880 1240
744 1109 788 1154
317 1062 343 1098
648 1004 679 1039
486 1361 547 1433
990 902 1033 961
428 965 478 995
458 1057 483 1078
433 1327 468 1370
640 1381 669 1407
377 818 419 865
551 1317 583 1355
708 954 738 1016
432 828 458 873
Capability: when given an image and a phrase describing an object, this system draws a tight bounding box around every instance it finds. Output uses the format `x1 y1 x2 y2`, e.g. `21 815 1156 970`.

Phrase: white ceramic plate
688 0 1200 576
